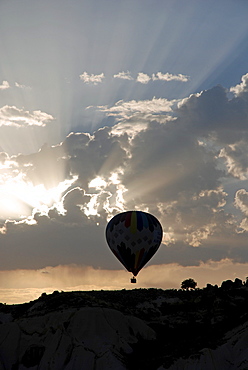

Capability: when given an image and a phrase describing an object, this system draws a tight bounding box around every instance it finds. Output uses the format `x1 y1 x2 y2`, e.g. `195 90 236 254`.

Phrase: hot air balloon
105 211 163 283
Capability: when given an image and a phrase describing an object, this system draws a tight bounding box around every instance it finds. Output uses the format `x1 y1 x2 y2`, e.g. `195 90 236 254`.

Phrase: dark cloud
120 120 223 205
61 129 128 189
0 216 111 270
2 75 248 270
16 143 68 189
177 84 248 144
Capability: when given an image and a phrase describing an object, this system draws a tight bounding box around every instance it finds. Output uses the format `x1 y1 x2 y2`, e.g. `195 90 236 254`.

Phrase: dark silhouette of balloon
106 211 163 283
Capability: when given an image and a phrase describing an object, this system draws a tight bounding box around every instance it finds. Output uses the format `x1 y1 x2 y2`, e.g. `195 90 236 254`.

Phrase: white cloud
113 71 133 80
136 71 189 84
15 82 31 90
0 105 54 127
78 71 189 85
79 72 105 85
219 141 248 180
0 81 10 90
235 189 248 216
230 73 248 96
136 72 151 84
152 72 189 82
96 97 176 123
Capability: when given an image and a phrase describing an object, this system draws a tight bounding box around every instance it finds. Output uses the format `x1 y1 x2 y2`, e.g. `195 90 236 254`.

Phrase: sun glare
0 175 77 221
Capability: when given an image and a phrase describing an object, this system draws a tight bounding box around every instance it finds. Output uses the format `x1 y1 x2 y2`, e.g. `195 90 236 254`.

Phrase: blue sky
1 0 248 146
1 0 248 303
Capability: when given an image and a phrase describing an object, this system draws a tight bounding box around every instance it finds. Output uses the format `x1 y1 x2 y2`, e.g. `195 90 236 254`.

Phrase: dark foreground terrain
1 279 248 369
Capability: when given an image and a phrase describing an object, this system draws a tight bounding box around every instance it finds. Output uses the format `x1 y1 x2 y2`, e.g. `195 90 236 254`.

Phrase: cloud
113 71 133 80
152 72 189 82
235 189 248 216
0 106 54 127
95 97 177 124
15 82 31 90
0 81 10 90
136 72 189 84
136 72 151 84
0 117 226 269
219 141 248 180
79 72 105 85
230 73 248 96
135 71 189 84
79 71 189 85
0 81 31 91
177 84 248 145
2 74 248 275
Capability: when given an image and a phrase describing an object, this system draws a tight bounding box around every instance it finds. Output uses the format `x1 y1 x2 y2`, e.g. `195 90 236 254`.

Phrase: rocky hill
1 280 248 369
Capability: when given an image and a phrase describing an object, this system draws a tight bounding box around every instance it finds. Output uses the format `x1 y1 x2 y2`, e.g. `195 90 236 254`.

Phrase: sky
1 0 248 303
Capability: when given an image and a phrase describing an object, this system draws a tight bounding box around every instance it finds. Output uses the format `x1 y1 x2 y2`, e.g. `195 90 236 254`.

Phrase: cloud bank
1 74 248 284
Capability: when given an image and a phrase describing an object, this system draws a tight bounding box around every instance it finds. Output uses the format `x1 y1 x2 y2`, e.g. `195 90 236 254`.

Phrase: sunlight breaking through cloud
0 173 77 221
84 174 127 217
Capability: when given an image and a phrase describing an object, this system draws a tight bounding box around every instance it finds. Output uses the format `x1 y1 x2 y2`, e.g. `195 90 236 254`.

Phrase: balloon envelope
106 211 163 276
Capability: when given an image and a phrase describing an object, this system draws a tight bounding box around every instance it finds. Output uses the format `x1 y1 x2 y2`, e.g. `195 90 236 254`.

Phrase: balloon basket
131 277 137 283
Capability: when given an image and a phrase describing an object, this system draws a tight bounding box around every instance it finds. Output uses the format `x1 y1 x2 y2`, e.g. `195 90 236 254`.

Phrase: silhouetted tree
181 278 197 290
245 277 248 287
234 278 242 288
221 279 234 290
